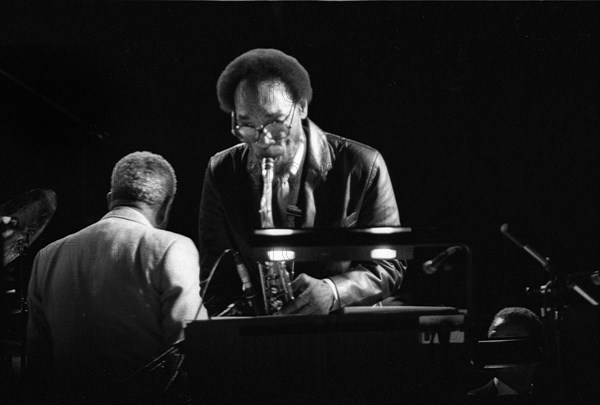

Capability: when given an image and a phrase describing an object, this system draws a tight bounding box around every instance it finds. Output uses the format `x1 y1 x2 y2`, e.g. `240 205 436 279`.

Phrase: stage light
256 229 295 236
370 248 397 259
267 249 296 261
359 227 412 234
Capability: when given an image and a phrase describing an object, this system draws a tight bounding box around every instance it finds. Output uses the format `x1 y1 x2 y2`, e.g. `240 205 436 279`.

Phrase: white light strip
267 249 296 261
370 248 397 259
256 229 295 236
359 227 412 234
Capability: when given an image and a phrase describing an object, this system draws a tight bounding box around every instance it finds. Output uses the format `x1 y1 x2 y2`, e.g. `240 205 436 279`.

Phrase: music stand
249 226 473 311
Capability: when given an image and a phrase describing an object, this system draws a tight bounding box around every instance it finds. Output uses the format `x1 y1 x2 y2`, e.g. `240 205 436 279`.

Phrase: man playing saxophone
199 49 404 316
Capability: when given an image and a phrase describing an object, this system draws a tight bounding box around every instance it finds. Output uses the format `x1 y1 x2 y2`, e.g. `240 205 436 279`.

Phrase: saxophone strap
286 205 302 228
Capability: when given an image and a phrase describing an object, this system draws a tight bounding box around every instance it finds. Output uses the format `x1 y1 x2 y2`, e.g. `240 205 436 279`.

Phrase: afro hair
216 48 313 113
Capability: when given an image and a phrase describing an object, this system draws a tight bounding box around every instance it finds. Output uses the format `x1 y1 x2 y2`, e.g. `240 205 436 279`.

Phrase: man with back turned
26 151 205 402
199 48 404 316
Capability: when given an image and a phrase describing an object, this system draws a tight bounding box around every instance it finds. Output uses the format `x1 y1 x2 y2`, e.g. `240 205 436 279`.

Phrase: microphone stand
500 224 598 306
500 224 598 402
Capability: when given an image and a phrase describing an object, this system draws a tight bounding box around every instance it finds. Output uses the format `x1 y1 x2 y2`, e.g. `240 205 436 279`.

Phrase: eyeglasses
231 104 296 143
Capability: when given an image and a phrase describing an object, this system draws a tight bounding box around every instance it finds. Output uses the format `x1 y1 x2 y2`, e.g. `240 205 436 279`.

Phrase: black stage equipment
250 226 417 262
471 338 543 370
184 306 469 404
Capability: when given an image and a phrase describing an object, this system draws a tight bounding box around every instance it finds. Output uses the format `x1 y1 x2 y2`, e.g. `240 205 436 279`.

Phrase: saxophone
257 157 295 314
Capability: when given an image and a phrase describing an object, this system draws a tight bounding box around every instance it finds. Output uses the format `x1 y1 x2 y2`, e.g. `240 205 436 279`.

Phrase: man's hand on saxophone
275 274 335 315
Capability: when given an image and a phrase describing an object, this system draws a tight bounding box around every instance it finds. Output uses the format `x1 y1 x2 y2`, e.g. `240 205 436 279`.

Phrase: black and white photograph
1 1 599 403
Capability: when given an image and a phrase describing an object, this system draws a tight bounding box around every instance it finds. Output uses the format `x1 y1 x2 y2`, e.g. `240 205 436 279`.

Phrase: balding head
486 307 544 394
488 307 543 339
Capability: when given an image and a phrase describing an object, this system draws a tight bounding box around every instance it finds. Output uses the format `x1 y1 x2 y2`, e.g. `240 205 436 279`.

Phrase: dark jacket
198 119 404 313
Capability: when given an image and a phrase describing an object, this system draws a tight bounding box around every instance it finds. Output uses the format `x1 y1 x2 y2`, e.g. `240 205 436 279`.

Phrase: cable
122 339 185 393
162 347 186 393
194 248 235 321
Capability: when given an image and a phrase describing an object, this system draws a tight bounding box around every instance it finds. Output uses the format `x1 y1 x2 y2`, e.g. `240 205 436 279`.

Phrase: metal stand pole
500 223 598 402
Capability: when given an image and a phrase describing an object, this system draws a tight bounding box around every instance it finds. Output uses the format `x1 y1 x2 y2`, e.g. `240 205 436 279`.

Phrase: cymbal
1 189 57 267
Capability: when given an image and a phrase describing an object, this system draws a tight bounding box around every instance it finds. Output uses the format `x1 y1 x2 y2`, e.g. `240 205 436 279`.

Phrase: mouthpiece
262 157 274 171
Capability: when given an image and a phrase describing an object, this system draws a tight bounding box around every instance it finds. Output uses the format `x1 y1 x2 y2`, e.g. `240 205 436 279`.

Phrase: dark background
1 2 599 327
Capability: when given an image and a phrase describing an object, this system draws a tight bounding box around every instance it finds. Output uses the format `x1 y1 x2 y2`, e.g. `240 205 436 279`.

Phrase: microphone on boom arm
422 246 463 275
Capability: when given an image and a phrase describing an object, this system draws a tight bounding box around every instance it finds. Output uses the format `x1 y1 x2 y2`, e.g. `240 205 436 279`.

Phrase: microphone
233 252 260 315
422 246 462 275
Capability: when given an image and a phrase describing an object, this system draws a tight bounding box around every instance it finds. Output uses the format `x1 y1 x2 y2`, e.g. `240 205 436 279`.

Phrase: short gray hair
110 151 177 206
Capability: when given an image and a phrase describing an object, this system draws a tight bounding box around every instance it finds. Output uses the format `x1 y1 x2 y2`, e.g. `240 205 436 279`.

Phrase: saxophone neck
259 157 275 229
